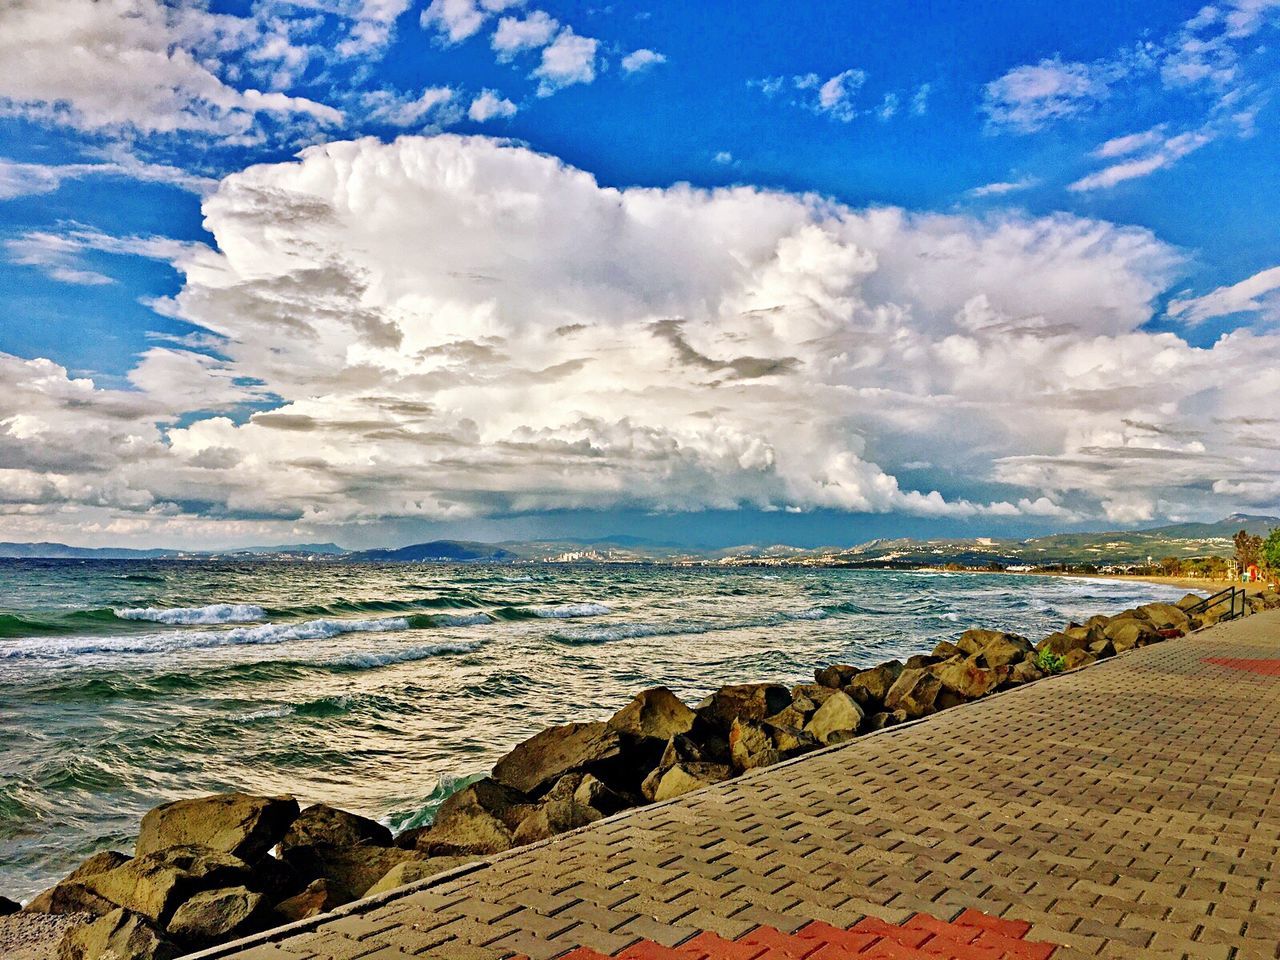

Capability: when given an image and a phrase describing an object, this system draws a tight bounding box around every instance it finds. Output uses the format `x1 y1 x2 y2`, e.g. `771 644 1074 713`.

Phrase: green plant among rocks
1035 649 1067 674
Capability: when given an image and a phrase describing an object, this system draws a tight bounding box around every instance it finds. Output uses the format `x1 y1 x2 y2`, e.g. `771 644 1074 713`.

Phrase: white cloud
492 10 558 57
968 177 1039 197
1094 126 1167 158
1069 130 1212 190
468 89 518 121
982 57 1112 131
0 0 342 137
621 49 666 74
876 93 899 121
1168 264 1280 325
0 157 215 200
9 134 1278 543
713 151 735 165
337 0 413 56
532 29 599 96
5 227 209 286
910 82 931 116
421 0 525 44
362 87 458 127
816 69 866 122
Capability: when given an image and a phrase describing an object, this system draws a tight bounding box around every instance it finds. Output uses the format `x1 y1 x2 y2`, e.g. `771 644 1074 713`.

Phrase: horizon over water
0 559 1189 900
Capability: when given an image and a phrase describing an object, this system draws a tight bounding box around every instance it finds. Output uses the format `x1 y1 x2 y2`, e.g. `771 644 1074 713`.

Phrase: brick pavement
195 610 1280 960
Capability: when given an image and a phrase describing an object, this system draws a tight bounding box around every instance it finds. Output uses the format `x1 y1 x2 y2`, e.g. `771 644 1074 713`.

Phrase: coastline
15 584 1280 960
1029 570 1275 595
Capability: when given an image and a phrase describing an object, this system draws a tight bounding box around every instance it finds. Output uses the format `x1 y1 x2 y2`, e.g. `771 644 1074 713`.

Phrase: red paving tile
1203 655 1280 675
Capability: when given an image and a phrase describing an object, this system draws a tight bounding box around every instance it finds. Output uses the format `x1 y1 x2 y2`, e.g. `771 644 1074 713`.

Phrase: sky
0 0 1279 550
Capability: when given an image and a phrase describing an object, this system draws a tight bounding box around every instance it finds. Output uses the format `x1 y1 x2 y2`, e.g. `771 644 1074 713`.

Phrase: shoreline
13 584 1280 960
1024 569 1275 595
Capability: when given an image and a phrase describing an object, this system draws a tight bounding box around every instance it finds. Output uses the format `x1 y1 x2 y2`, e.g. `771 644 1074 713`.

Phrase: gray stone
280 804 391 854
166 886 264 946
135 793 298 862
492 722 624 796
57 908 176 960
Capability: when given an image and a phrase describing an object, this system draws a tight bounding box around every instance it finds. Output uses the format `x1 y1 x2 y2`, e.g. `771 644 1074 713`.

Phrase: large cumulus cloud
4 135 1278 542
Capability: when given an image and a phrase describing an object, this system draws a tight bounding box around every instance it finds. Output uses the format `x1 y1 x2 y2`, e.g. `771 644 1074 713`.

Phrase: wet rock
166 886 265 946
135 793 298 862
803 692 864 745
281 805 392 854
395 777 531 857
649 763 733 802
81 847 251 925
492 722 624 796
814 664 859 689
57 908 177 960
273 879 347 923
845 661 903 709
695 684 792 731
606 687 696 741
883 668 941 719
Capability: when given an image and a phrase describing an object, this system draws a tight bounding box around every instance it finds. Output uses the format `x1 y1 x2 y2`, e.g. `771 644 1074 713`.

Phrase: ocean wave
532 602 612 618
430 612 492 627
330 639 482 669
114 603 268 625
0 616 414 661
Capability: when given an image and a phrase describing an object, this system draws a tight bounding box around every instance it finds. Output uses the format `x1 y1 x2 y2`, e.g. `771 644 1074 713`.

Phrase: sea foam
532 602 612 618
114 603 268 625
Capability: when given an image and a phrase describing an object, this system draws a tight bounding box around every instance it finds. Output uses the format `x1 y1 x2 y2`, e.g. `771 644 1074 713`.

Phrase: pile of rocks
19 590 1280 960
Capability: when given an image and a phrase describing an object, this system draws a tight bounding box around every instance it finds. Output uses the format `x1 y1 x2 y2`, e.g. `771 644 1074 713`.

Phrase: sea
0 559 1190 901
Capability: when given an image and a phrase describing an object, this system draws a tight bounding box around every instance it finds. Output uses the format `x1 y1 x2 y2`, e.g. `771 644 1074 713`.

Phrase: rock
81 847 252 925
1063 623 1105 646
956 629 1009 657
790 683 839 707
650 763 733 802
0 896 18 915
1104 618 1159 653
728 717 780 771
695 684 792 731
883 668 941 719
1035 631 1089 657
492 722 624 796
1062 649 1097 670
903 654 942 671
24 852 132 917
57 908 177 960
281 805 392 854
512 796 602 844
568 773 630 815
438 778 531 831
1006 661 1044 686
273 879 347 923
136 793 298 862
765 704 812 729
396 777 530 857
281 843 427 901
973 633 1033 669
932 657 1009 703
606 687 696 741
814 664 859 689
768 723 819 754
166 886 265 946
1260 591 1280 608
1175 592 1206 611
866 710 908 731
931 641 961 659
1088 638 1117 659
845 661 903 708
362 858 472 898
1135 602 1191 631
803 692 865 745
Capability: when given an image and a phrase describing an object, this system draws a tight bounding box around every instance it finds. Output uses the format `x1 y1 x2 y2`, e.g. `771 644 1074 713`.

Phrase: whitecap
114 603 268 625
331 640 482 669
532 603 611 618
431 613 492 627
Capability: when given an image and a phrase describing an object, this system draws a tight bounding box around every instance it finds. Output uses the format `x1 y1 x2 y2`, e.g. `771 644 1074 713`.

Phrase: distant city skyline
1 0 1278 548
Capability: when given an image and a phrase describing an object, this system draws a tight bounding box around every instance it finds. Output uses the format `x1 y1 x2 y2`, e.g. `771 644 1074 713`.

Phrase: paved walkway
201 610 1280 960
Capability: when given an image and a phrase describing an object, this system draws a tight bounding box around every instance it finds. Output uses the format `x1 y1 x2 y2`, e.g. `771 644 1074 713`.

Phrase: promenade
200 610 1280 960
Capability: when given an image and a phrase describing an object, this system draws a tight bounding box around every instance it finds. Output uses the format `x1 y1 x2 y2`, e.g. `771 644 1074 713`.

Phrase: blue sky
0 0 1278 548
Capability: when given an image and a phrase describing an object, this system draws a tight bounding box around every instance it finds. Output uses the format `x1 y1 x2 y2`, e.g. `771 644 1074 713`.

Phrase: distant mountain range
0 515 1275 566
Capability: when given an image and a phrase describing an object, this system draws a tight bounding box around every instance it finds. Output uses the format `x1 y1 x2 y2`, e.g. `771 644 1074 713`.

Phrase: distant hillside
349 540 520 562
0 542 177 560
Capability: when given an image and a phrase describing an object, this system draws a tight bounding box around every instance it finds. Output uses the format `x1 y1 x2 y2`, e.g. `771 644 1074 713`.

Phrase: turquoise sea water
0 560 1188 900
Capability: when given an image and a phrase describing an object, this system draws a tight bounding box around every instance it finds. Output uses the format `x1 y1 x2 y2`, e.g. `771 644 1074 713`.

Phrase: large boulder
135 793 298 862
1104 618 1160 653
932 657 1009 704
80 847 252 925
728 718 781 771
25 852 131 917
845 661 903 708
648 763 733 802
803 692 864 745
790 683 839 708
866 710 908 731
814 664 859 689
57 908 177 960
1175 592 1206 611
492 722 624 796
883 668 941 719
607 687 696 741
972 633 1033 669
695 684 792 731
1005 660 1044 687
166 886 265 946
281 805 392 854
1062 649 1097 670
512 796 602 845
1036 631 1089 658
282 843 428 901
1136 602 1191 631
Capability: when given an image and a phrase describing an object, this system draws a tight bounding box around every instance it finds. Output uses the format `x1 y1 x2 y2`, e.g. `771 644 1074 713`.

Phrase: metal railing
1185 586 1247 622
